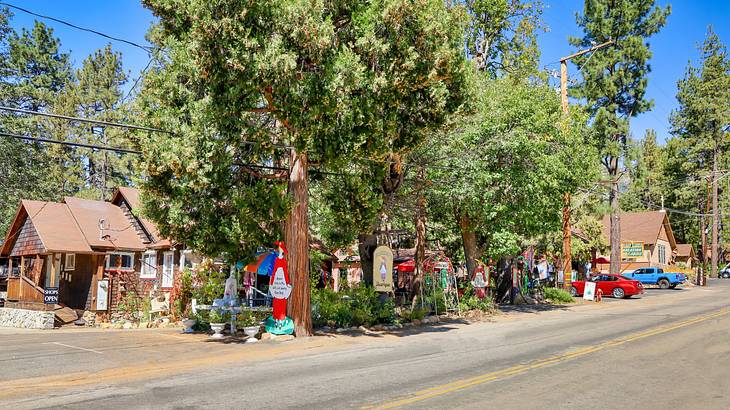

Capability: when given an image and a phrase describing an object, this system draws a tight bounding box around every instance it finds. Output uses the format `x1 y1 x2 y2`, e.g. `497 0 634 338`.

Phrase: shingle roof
676 243 695 258
112 187 171 248
26 200 93 254
601 211 676 247
64 196 146 251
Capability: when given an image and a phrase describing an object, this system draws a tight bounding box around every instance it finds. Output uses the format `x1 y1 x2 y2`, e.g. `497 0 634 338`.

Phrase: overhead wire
0 2 155 54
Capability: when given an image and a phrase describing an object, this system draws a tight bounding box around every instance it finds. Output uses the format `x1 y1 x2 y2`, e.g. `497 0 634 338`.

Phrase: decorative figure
472 265 487 299
380 256 387 281
264 241 294 335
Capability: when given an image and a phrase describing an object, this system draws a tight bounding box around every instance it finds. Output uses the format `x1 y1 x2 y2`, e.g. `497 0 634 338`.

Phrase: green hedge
311 286 396 328
544 287 574 304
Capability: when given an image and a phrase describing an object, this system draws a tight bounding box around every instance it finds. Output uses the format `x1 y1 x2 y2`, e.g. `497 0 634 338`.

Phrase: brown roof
601 211 676 248
112 187 171 248
676 244 695 258
0 200 94 255
65 196 146 251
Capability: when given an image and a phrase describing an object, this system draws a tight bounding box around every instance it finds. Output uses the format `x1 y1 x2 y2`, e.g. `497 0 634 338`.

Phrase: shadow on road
498 304 573 314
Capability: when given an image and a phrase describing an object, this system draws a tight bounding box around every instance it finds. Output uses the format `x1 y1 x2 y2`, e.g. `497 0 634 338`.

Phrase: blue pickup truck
626 267 686 289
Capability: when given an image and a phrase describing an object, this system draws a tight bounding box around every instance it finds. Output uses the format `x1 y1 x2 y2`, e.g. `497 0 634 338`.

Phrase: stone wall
0 307 55 329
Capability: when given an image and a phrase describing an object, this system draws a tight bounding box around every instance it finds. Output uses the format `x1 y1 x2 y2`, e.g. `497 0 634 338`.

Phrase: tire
658 279 670 289
669 284 677 289
569 286 578 297
612 287 625 298
722 272 730 279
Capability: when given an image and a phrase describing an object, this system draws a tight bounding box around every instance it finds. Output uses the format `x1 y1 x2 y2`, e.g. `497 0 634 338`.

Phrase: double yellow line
366 306 730 409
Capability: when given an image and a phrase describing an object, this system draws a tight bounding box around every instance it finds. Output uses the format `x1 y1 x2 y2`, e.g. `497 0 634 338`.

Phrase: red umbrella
592 256 610 264
395 259 416 272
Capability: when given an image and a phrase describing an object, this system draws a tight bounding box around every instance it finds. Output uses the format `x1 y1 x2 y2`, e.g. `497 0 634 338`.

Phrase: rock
100 322 113 329
322 326 332 332
396 323 403 329
350 326 358 331
358 326 368 332
260 332 274 341
161 318 171 324
336 327 347 333
372 325 383 331
73 318 86 326
274 334 295 342
122 322 133 329
412 319 422 326
421 318 430 324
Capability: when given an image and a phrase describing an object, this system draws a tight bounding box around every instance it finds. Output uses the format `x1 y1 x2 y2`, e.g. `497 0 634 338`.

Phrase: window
180 250 201 270
65 254 75 271
658 245 666 265
161 251 174 288
106 252 135 271
140 251 157 279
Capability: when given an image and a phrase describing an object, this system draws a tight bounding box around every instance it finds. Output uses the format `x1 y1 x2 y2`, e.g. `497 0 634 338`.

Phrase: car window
634 269 644 274
657 268 663 274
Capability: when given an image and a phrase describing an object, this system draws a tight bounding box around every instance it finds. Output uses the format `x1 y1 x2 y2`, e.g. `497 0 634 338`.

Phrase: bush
191 264 227 305
311 286 395 328
544 287 574 304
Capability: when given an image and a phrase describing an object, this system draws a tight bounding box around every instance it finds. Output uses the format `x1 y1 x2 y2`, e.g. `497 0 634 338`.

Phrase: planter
182 318 197 333
210 323 225 339
243 326 260 343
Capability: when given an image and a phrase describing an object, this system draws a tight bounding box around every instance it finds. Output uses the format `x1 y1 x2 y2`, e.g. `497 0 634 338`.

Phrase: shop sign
44 287 59 304
583 282 596 301
621 241 644 259
373 245 394 292
270 267 292 299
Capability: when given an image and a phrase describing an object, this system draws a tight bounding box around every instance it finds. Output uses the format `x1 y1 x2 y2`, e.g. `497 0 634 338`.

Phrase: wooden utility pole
559 40 613 285
702 176 712 286
711 146 720 280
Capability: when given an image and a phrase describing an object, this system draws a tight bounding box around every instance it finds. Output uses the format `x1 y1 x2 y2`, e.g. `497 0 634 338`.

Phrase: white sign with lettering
583 281 596 301
270 267 292 299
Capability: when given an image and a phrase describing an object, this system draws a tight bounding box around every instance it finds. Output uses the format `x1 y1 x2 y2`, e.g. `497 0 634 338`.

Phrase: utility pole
559 40 613 286
711 145 720 281
702 176 712 286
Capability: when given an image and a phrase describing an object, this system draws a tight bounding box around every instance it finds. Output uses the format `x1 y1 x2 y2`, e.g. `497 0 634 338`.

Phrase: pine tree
569 0 670 274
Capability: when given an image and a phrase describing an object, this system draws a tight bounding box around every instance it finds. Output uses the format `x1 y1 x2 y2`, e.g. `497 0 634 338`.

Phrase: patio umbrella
592 256 610 264
244 251 277 276
395 259 416 272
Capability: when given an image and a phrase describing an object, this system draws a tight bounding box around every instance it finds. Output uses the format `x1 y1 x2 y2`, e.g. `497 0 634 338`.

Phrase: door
162 252 174 288
596 275 615 295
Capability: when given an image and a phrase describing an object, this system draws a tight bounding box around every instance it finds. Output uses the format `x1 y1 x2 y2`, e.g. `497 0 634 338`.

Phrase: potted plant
181 305 196 334
208 309 229 339
237 311 261 343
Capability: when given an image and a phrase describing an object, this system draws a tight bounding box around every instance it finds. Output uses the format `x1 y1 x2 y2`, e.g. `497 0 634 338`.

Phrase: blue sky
7 1 729 144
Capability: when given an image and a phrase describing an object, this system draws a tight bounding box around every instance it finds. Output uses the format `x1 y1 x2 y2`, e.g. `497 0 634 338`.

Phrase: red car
570 274 644 299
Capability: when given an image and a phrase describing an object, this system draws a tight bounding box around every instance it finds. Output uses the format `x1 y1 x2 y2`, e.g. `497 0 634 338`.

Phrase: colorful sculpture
264 241 294 335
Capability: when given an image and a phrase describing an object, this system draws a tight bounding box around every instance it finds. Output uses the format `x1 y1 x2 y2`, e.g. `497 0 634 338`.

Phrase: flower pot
243 326 259 343
182 319 197 334
210 323 225 339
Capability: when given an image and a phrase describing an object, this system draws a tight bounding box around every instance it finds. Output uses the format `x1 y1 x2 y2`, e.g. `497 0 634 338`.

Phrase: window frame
658 244 666 265
161 251 175 288
140 251 158 279
105 252 135 271
64 253 76 271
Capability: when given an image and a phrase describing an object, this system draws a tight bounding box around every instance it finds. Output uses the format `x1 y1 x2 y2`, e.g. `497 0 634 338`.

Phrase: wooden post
560 60 568 113
19 256 24 299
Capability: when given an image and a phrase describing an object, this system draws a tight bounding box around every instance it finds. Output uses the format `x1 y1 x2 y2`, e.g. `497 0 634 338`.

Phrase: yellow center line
366 306 730 410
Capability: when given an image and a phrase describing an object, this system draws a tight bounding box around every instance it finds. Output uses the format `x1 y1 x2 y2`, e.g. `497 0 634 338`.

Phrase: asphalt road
2 280 730 410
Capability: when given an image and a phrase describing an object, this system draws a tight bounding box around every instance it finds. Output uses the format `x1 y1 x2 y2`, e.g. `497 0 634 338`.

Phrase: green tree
569 0 670 274
139 0 467 335
0 11 74 234
621 129 669 211
670 27 730 276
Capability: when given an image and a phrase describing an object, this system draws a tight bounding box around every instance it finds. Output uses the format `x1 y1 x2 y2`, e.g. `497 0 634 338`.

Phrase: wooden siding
59 253 96 310
10 217 45 256
118 201 152 243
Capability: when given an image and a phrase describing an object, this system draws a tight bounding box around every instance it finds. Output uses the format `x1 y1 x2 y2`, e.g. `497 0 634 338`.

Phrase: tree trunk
608 155 621 275
285 149 312 337
357 234 377 287
711 144 720 279
458 210 478 279
412 167 426 308
700 200 707 287
562 192 572 285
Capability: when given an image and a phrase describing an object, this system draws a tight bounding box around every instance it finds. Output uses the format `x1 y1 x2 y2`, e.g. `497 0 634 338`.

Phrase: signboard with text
583 282 596 301
44 287 59 305
621 241 644 259
373 246 394 292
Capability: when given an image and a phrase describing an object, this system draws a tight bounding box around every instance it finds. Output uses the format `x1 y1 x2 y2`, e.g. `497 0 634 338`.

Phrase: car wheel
658 279 670 289
723 272 730 279
570 286 578 297
612 287 625 298
669 284 677 289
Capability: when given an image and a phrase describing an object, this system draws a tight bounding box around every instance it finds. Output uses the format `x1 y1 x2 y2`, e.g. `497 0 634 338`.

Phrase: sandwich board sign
583 281 597 301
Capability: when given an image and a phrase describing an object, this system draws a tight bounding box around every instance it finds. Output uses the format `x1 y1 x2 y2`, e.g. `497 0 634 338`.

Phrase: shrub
191 264 227 305
311 286 395 328
544 287 574 304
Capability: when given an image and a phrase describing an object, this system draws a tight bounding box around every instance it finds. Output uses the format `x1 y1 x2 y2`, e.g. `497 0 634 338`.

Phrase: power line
0 2 154 54
0 106 172 134
0 131 141 154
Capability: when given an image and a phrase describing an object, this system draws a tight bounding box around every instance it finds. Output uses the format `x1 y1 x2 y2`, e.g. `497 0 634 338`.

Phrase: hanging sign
44 287 59 304
373 245 394 292
583 281 597 301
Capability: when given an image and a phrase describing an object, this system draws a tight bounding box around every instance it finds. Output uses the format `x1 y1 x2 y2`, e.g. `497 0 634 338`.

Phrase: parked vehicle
570 274 644 299
719 264 730 279
625 267 686 289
